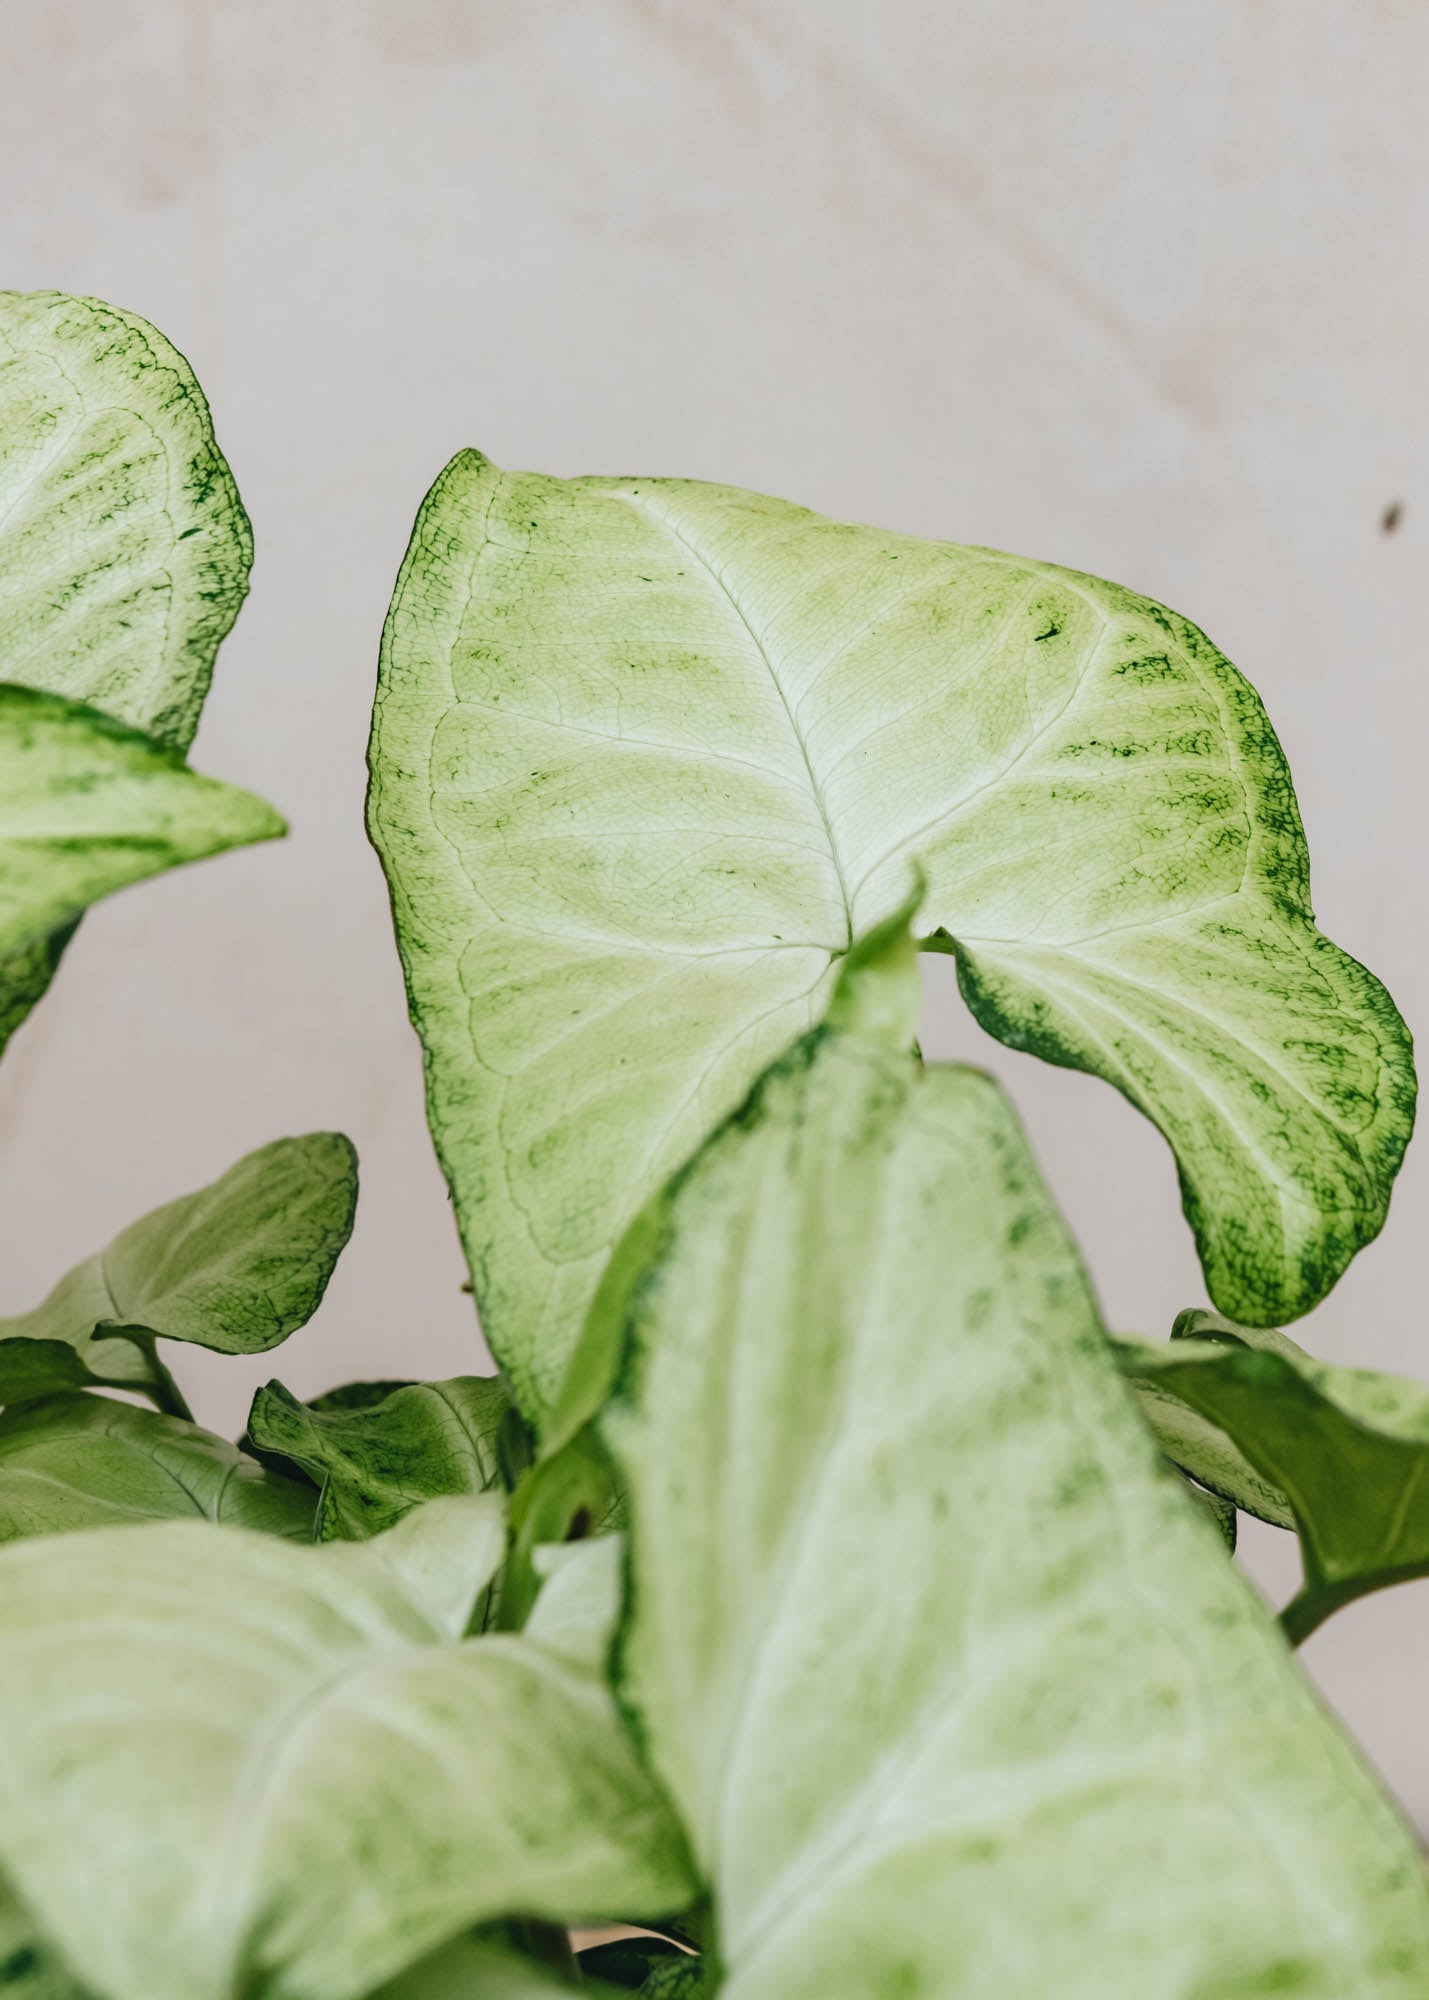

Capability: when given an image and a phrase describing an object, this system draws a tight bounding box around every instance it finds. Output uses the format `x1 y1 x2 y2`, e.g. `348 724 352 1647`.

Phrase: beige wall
2 0 1427 1818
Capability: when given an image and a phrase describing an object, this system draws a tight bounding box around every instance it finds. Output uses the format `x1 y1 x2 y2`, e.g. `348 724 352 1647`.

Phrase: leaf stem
1279 1589 1329 1648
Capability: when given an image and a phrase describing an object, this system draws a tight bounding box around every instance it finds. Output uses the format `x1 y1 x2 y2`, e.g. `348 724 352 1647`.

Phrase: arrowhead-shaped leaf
369 453 1411 1425
0 1497 694 2000
1119 1313 1429 1641
598 923 1429 1999
0 1393 315 1542
0 291 255 1045
248 1372 511 1539
0 1132 357 1404
0 683 283 975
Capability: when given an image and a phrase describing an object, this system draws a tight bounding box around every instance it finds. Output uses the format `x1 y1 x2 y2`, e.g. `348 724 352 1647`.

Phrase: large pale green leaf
0 1392 316 1543
598 921 1429 2000
0 1495 694 2000
0 1132 357 1407
0 290 254 1045
248 1371 511 1540
369 452 1411 1424
0 682 282 974
1120 1312 1429 1642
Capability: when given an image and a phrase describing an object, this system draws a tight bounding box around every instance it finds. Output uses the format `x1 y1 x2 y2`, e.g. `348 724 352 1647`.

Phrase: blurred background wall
1 0 1426 1817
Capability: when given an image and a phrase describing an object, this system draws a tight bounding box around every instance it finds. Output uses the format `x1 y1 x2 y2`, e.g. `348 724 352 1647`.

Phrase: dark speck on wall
1380 500 1405 535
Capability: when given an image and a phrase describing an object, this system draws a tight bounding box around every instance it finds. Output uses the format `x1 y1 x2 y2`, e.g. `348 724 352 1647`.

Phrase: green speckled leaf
369 453 1411 1425
1120 1312 1429 1641
0 1132 357 1403
0 291 254 1046
0 1498 694 2000
600 922 1429 2000
0 1393 315 1543
0 683 282 975
247 1373 511 1540
0 291 250 746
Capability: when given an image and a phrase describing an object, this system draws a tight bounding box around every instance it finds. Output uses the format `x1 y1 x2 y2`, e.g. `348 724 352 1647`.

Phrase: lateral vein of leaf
843 598 1107 907
0 353 92 540
789 550 1034 725
1026 940 1370 1148
194 1642 435 1958
441 691 821 796
955 885 1245 952
1004 958 1300 1233
804 573 1044 785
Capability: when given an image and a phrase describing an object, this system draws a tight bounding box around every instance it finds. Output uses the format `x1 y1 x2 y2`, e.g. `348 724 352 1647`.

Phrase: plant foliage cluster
0 292 1426 1997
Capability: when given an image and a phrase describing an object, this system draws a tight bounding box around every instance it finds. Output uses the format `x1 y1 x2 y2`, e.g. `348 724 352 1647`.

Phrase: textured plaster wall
1 1 1427 1820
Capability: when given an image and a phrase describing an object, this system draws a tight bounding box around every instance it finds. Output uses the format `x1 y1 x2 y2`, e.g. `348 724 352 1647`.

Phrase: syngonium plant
0 290 1426 1998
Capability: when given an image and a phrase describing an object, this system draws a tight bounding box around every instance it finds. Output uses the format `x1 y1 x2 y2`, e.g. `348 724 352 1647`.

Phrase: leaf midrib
195 1621 443 1989
616 489 855 954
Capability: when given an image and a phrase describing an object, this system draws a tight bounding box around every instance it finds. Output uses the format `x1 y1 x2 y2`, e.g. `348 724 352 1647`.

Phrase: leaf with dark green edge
0 1494 695 2000
0 1393 315 1543
0 1132 357 1411
298 1376 534 1492
0 291 251 749
1118 1312 1429 1643
0 1878 94 2000
0 290 254 1049
598 916 1429 2000
369 454 1410 1430
0 683 282 977
0 924 73 1066
247 1373 511 1542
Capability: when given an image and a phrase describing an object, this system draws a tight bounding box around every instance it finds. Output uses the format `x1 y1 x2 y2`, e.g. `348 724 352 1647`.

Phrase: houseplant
1 290 1427 1996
